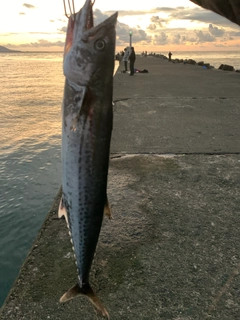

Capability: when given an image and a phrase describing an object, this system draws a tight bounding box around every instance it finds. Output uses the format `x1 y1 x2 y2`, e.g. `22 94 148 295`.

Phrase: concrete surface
0 56 240 320
112 57 240 154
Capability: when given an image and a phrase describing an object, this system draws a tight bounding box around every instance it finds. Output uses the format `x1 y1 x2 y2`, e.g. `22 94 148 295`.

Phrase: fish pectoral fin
69 87 88 131
104 196 112 220
58 197 68 222
60 283 109 319
74 86 88 121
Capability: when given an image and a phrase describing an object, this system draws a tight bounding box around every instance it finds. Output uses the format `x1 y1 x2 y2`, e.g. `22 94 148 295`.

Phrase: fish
58 0 118 317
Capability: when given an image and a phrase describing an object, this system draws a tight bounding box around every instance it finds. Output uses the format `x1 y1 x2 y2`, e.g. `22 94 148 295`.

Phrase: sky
0 0 240 52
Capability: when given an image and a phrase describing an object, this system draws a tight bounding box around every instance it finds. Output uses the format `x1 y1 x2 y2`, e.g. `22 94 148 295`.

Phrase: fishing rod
171 42 186 54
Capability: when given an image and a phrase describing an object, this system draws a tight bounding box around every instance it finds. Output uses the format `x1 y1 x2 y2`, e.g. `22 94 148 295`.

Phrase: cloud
87 8 240 48
1 33 20 36
23 3 36 9
172 33 183 44
19 12 25 15
21 39 64 48
58 26 67 34
131 29 152 43
105 5 238 48
155 6 184 12
147 24 157 31
153 32 169 45
1 31 54 37
229 31 240 37
105 6 235 29
147 15 169 31
94 8 109 24
169 7 237 27
36 39 64 47
105 9 162 17
195 30 215 43
93 9 151 46
28 32 53 35
11 7 237 51
5 39 64 50
208 24 225 37
151 16 164 26
116 21 151 46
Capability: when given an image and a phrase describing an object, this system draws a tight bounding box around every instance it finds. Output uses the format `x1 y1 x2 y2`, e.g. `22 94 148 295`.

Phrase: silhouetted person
168 51 172 61
129 47 136 76
122 47 130 72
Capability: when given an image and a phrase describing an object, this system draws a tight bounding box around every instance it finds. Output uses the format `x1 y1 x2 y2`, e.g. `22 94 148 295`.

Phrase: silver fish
58 0 117 317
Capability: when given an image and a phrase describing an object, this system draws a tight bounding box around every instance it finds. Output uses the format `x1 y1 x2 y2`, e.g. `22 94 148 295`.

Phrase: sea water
0 51 239 307
0 52 63 306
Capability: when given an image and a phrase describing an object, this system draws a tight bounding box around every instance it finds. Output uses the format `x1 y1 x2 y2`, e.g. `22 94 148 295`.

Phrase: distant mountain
0 46 21 52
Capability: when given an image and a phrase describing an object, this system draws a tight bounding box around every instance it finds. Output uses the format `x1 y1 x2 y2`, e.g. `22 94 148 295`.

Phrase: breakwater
1 56 240 319
147 52 240 71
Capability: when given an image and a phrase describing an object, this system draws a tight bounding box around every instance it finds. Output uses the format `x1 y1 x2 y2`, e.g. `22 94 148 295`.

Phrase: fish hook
63 0 75 18
63 0 95 18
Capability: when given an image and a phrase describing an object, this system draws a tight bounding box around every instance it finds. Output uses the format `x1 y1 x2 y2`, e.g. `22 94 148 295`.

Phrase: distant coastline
0 46 21 53
0 47 64 54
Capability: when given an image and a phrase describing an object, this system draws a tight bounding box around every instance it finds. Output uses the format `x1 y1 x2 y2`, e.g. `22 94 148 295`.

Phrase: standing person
122 47 130 72
168 51 172 61
129 47 136 76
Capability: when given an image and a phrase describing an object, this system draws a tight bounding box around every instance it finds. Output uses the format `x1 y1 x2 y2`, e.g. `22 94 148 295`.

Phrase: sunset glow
0 0 239 52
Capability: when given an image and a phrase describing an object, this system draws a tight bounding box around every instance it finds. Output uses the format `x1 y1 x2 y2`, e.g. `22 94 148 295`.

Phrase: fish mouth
77 0 94 32
64 0 94 57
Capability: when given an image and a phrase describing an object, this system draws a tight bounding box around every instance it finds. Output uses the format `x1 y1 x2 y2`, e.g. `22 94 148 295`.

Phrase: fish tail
60 283 109 319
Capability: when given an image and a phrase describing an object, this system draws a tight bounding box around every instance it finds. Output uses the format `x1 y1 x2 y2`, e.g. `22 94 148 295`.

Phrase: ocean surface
0 50 239 307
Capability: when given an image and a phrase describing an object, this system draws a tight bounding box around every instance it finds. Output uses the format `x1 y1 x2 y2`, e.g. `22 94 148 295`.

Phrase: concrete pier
1 56 240 319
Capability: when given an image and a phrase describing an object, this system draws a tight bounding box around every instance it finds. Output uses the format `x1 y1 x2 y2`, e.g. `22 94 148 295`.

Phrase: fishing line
172 42 186 54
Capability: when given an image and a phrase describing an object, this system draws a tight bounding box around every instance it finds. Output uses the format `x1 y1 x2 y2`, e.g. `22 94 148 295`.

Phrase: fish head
63 0 118 86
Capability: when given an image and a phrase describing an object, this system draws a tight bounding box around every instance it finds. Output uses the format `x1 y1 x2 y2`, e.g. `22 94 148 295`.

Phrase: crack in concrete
206 262 240 318
110 152 240 159
113 98 131 103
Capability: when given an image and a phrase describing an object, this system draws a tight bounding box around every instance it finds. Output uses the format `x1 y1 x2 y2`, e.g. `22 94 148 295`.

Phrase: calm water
0 50 239 307
0 52 63 307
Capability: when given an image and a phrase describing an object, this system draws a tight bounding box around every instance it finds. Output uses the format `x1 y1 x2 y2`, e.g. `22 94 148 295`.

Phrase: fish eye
94 39 106 51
